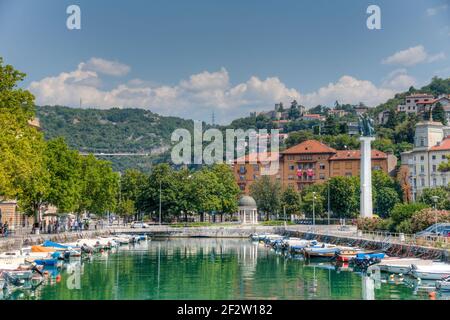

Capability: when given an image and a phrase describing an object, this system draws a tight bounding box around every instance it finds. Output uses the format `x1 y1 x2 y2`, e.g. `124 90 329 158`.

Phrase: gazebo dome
238 195 257 208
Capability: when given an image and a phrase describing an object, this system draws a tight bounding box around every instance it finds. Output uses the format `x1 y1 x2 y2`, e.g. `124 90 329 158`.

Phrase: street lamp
159 179 162 226
312 191 317 227
431 195 439 226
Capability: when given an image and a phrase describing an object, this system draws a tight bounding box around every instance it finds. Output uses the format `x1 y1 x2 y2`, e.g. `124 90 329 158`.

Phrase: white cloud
382 45 446 67
29 59 301 122
29 58 421 123
79 57 130 76
426 4 448 16
381 69 417 91
299 76 396 108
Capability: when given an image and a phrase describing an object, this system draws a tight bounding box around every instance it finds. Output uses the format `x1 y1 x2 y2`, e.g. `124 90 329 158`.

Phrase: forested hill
36 106 194 154
36 106 195 172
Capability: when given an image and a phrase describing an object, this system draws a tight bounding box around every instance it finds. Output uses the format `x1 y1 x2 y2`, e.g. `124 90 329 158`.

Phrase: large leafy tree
0 58 44 200
78 155 119 216
249 175 281 220
210 164 240 220
281 185 302 216
417 187 450 210
328 176 359 218
45 138 83 213
372 170 402 217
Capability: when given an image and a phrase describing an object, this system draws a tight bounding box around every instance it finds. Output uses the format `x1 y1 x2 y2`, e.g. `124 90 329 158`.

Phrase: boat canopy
42 240 69 249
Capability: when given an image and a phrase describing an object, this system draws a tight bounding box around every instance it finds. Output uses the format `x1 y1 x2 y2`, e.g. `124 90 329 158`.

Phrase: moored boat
436 276 450 291
377 258 434 274
411 263 450 280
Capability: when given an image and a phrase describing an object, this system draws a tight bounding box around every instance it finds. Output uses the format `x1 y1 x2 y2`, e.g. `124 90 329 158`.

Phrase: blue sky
0 0 449 123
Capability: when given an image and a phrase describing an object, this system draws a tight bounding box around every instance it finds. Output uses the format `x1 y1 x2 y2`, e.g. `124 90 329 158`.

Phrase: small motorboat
377 258 434 274
411 263 450 280
350 252 386 268
304 244 339 258
436 276 450 291
335 248 360 262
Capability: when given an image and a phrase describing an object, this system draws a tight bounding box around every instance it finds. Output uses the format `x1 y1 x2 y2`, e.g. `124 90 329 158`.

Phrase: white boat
0 256 26 271
411 263 450 280
436 276 450 291
377 258 434 274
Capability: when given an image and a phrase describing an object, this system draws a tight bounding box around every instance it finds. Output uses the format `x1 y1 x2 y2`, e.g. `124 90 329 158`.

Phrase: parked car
415 223 450 239
131 222 150 229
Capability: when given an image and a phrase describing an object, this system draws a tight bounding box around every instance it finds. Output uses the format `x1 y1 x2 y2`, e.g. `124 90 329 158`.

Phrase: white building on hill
401 120 450 200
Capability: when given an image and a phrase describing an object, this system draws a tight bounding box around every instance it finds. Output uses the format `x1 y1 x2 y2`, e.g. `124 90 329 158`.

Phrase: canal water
6 239 449 300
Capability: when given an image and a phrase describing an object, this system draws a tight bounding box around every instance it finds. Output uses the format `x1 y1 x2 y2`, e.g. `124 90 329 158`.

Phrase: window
239 175 245 181
345 172 352 177
253 164 259 171
413 178 417 188
443 177 447 186
433 165 437 172
373 166 381 171
239 184 245 191
239 165 246 174
421 165 425 173
420 155 424 161
253 175 258 180
319 174 325 180
421 178 425 186
443 155 447 160
289 165 295 171
288 175 294 180
319 163 326 170
433 178 437 186
432 155 436 160
287 155 294 160
420 139 424 147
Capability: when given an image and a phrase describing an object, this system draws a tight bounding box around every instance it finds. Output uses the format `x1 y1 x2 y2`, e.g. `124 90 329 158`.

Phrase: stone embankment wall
284 230 450 262
0 229 114 252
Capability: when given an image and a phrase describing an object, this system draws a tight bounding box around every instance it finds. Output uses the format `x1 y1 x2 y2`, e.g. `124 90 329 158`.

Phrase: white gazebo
238 196 258 224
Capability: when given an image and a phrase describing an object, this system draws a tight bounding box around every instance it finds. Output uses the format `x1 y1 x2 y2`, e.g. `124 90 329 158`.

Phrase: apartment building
401 120 450 200
233 140 396 194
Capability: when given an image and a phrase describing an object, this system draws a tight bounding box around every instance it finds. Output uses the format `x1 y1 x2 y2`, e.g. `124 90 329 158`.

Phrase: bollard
399 233 405 242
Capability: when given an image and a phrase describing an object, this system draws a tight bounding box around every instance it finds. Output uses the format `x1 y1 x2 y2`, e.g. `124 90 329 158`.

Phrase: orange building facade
233 140 396 194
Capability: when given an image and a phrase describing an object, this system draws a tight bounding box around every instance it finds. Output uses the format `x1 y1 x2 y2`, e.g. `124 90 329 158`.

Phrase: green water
8 239 449 300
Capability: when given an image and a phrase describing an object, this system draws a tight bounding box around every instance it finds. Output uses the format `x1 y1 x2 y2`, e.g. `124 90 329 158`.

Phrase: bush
356 217 391 231
409 208 450 233
390 202 428 230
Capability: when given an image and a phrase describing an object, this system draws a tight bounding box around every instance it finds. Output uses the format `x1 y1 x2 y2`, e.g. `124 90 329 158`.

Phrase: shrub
356 217 391 231
409 208 450 233
390 202 428 230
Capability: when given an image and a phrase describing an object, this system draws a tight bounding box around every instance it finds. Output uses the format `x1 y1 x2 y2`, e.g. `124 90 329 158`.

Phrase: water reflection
1 239 440 300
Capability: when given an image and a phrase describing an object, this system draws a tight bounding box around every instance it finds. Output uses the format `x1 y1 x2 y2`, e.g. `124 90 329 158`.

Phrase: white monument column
359 136 375 218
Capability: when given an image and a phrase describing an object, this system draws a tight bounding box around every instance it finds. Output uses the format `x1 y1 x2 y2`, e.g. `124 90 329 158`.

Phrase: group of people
0 221 8 237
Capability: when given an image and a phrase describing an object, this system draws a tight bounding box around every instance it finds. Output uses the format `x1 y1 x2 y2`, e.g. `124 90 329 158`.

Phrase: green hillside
36 106 195 171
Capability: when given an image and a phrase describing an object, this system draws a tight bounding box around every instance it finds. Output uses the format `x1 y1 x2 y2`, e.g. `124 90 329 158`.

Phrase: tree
432 102 447 125
281 186 301 216
417 187 450 210
439 154 450 174
78 155 119 216
300 185 325 218
45 138 83 213
328 176 359 218
323 115 339 135
0 57 44 200
210 164 240 221
116 199 135 223
249 176 281 220
120 169 147 219
390 202 428 230
372 170 402 217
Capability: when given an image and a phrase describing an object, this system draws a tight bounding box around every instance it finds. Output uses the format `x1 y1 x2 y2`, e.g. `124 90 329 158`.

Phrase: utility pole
283 205 287 229
159 179 162 226
327 183 331 225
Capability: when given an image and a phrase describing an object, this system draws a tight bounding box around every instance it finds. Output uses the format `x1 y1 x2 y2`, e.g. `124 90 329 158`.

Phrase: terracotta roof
430 138 450 151
330 149 387 160
282 140 336 154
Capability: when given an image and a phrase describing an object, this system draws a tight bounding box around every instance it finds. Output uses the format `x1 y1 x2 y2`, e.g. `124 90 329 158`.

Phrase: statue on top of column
358 114 375 137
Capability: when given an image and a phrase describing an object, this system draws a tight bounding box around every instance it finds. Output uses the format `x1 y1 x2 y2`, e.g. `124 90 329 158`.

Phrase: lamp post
312 191 316 227
159 179 162 226
431 195 439 226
